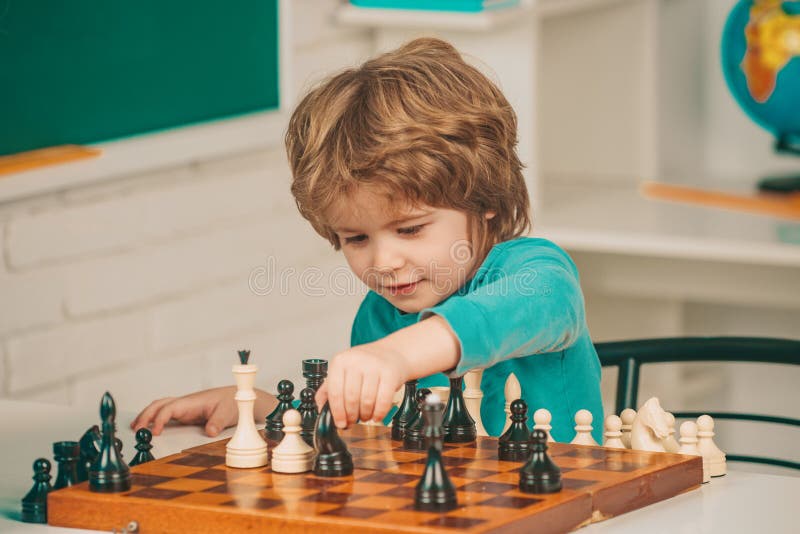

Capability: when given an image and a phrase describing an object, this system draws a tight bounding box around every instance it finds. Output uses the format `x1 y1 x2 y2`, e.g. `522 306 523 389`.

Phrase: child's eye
398 224 424 236
344 234 367 245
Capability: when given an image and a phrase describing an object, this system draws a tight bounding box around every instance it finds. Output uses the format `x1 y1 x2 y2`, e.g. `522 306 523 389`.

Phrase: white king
226 350 269 468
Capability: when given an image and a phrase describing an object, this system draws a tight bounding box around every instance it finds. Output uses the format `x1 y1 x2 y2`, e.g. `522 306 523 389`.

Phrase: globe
721 0 800 191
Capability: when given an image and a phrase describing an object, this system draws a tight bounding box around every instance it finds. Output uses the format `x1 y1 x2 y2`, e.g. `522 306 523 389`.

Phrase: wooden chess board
47 426 702 533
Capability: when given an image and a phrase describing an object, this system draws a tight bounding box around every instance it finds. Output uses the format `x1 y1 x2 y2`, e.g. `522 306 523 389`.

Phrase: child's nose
372 242 406 273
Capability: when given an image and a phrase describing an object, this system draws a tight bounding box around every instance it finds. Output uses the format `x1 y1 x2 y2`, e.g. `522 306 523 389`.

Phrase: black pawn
442 376 476 443
77 425 101 482
312 401 353 477
302 358 328 392
298 387 318 447
129 428 156 466
414 395 457 512
89 392 131 493
265 379 294 441
21 458 52 523
519 429 562 494
402 388 432 450
498 399 532 461
53 441 80 490
391 380 418 441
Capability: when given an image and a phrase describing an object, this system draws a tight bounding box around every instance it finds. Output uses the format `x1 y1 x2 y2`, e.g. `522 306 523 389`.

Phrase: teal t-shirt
351 237 604 443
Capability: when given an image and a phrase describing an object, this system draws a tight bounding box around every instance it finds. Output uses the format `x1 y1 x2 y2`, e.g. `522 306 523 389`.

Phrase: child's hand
131 387 277 437
316 343 412 429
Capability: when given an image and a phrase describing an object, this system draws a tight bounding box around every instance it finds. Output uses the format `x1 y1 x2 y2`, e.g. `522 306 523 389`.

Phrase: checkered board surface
48 425 702 534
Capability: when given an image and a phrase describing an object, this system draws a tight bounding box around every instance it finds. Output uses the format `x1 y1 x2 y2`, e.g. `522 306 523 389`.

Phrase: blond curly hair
285 37 530 259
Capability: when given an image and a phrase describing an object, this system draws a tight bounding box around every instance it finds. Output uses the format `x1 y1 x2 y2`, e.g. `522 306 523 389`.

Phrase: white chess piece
271 410 314 474
603 414 626 449
630 397 668 452
502 373 521 434
533 408 555 443
571 409 599 446
620 408 636 449
226 360 268 468
697 415 727 477
678 421 710 483
463 369 488 437
662 412 680 453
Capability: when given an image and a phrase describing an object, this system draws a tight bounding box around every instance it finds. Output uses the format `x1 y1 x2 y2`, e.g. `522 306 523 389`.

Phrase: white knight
630 397 670 452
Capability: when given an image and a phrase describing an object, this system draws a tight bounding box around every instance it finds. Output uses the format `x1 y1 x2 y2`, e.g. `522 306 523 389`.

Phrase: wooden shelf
336 1 536 31
535 181 800 267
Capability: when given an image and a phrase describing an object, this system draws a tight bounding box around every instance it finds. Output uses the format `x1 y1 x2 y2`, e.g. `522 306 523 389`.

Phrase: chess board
47 426 702 533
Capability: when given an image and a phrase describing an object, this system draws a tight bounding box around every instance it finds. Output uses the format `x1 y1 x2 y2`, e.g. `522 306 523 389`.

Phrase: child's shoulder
484 236 578 273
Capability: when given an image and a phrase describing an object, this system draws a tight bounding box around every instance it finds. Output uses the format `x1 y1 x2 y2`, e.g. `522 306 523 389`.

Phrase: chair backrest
595 337 800 471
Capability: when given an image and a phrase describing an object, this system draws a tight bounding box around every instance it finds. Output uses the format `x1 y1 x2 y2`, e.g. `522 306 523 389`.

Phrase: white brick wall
0 0 374 410
0 265 64 336
7 310 152 394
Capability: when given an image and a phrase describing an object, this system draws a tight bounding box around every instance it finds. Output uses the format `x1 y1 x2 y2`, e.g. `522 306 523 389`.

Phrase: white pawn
620 408 636 449
571 409 599 446
271 410 314 474
533 408 555 443
678 421 710 483
603 414 626 449
662 412 680 453
502 373 521 434
463 369 488 437
697 415 726 477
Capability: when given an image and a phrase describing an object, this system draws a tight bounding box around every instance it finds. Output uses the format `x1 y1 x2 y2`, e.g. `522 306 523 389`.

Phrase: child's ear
484 211 497 220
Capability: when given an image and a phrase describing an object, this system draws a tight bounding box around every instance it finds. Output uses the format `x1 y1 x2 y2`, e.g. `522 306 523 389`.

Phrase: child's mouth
386 281 419 296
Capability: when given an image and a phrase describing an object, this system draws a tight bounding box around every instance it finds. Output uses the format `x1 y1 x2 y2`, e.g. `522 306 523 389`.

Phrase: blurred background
0 0 797 473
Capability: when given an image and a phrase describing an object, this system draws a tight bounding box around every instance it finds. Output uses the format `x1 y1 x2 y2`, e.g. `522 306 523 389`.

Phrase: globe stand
757 135 800 194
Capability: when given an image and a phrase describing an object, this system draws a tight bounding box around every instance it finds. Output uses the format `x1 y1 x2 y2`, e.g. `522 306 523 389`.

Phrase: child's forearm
254 389 279 421
373 315 461 380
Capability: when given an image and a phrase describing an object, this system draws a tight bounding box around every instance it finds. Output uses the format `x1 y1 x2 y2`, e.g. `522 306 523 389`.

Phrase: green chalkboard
0 0 279 156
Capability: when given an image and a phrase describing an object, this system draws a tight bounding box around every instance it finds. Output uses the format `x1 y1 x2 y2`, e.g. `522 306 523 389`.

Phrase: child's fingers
131 397 176 430
343 370 363 427
359 375 379 423
314 383 329 412
204 402 233 437
151 400 191 436
373 379 396 423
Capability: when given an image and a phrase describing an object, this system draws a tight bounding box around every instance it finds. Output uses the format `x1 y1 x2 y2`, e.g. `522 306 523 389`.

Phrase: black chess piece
265 379 295 442
77 425 101 482
414 395 457 512
238 349 251 365
312 401 353 477
21 458 52 523
498 399 532 461
402 388 432 450
298 387 318 447
52 441 80 490
89 392 131 493
442 376 476 443
391 380 418 441
115 437 124 459
129 428 156 466
519 429 562 494
302 358 328 392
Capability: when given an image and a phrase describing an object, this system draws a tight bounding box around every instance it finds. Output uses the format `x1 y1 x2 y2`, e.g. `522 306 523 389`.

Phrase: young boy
132 37 603 443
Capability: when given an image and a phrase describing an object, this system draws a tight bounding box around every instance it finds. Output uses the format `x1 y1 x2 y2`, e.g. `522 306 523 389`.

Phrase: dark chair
595 337 800 470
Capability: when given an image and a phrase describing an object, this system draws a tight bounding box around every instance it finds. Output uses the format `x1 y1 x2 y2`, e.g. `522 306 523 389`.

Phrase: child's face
329 188 482 314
